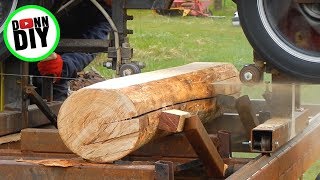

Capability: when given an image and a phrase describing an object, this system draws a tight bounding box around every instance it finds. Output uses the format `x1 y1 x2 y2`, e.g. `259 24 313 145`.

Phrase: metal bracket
155 161 174 180
25 86 57 128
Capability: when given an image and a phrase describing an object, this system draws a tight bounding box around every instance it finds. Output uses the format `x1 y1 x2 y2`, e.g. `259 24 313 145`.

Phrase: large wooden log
58 62 241 163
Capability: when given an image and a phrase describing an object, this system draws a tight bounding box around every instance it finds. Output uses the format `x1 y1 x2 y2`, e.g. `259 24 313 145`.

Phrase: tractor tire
0 0 59 60
237 0 320 82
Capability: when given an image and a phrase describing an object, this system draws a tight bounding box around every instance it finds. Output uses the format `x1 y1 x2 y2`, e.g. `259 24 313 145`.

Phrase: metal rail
228 113 320 179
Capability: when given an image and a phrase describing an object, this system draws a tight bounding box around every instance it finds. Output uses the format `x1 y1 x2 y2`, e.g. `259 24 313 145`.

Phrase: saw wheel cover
0 1 18 60
237 0 320 82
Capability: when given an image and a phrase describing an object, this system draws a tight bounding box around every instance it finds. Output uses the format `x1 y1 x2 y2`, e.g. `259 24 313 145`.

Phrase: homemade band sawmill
0 0 320 179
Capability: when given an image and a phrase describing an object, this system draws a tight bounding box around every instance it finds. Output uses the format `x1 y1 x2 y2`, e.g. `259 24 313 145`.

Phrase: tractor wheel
0 0 59 60
237 0 320 82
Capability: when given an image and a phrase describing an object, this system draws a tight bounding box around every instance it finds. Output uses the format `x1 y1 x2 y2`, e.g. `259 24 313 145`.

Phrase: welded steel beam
0 102 61 136
251 109 310 153
236 95 260 139
19 127 232 158
184 115 227 177
228 113 320 179
0 159 156 180
56 39 109 53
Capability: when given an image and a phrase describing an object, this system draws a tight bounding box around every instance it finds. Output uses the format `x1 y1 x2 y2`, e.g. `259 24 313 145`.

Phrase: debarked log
58 62 241 162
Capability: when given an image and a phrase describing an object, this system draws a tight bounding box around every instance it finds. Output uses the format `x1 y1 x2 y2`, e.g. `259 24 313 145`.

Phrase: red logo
19 18 34 29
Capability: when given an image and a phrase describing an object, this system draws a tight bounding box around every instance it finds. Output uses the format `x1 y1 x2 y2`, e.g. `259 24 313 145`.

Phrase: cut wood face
58 89 140 162
58 62 241 163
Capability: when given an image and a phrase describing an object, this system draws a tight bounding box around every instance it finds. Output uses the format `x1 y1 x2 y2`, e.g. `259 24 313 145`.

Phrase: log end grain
58 89 142 162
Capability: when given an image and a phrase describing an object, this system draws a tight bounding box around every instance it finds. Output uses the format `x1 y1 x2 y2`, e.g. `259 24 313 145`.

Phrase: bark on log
58 62 241 163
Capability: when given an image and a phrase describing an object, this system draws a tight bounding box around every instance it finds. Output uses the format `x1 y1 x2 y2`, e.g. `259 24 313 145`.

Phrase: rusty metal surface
0 149 77 160
132 133 219 158
155 161 174 180
228 113 320 180
236 95 260 139
0 159 156 180
184 115 226 177
21 62 29 129
0 102 61 136
217 130 232 158
205 113 251 152
26 86 58 127
0 141 20 150
251 109 310 153
252 118 290 152
21 129 71 154
41 77 53 102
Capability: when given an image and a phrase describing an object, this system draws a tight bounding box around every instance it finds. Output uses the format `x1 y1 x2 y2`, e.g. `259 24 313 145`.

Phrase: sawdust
16 159 84 168
70 70 105 91
0 133 21 145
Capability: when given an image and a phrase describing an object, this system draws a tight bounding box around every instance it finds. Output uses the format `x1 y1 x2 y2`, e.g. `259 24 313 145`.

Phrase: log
58 62 241 163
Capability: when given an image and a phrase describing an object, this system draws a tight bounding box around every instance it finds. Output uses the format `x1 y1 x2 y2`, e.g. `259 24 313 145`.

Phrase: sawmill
0 0 320 179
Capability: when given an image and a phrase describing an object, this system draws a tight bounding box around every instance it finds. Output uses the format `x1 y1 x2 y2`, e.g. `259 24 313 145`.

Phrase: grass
89 0 250 77
88 1 320 178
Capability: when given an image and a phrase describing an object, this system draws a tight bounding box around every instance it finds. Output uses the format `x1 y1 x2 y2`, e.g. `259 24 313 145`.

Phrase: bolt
244 72 253 81
242 141 252 145
103 61 113 69
123 69 133 76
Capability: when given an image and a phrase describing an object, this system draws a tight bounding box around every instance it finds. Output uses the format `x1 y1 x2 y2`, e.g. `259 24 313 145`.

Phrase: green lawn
88 1 320 178
90 1 250 77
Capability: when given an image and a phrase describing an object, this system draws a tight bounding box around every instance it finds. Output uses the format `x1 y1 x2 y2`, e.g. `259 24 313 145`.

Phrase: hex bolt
244 72 253 81
103 61 113 69
242 141 252 145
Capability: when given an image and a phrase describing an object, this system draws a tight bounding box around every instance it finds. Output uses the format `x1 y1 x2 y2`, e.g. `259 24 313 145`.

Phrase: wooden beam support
158 110 191 133
184 115 227 177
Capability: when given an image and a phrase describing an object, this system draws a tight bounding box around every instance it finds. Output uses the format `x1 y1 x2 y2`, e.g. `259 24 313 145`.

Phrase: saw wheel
237 0 320 82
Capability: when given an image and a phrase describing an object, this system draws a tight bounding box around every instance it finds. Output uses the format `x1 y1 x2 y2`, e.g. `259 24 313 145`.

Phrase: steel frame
0 102 318 179
229 113 320 179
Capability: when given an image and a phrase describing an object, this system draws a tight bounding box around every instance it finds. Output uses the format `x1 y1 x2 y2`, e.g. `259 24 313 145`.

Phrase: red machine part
157 0 212 17
173 0 212 16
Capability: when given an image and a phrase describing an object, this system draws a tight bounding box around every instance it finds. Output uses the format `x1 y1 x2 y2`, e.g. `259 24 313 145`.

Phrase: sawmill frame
0 93 319 179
